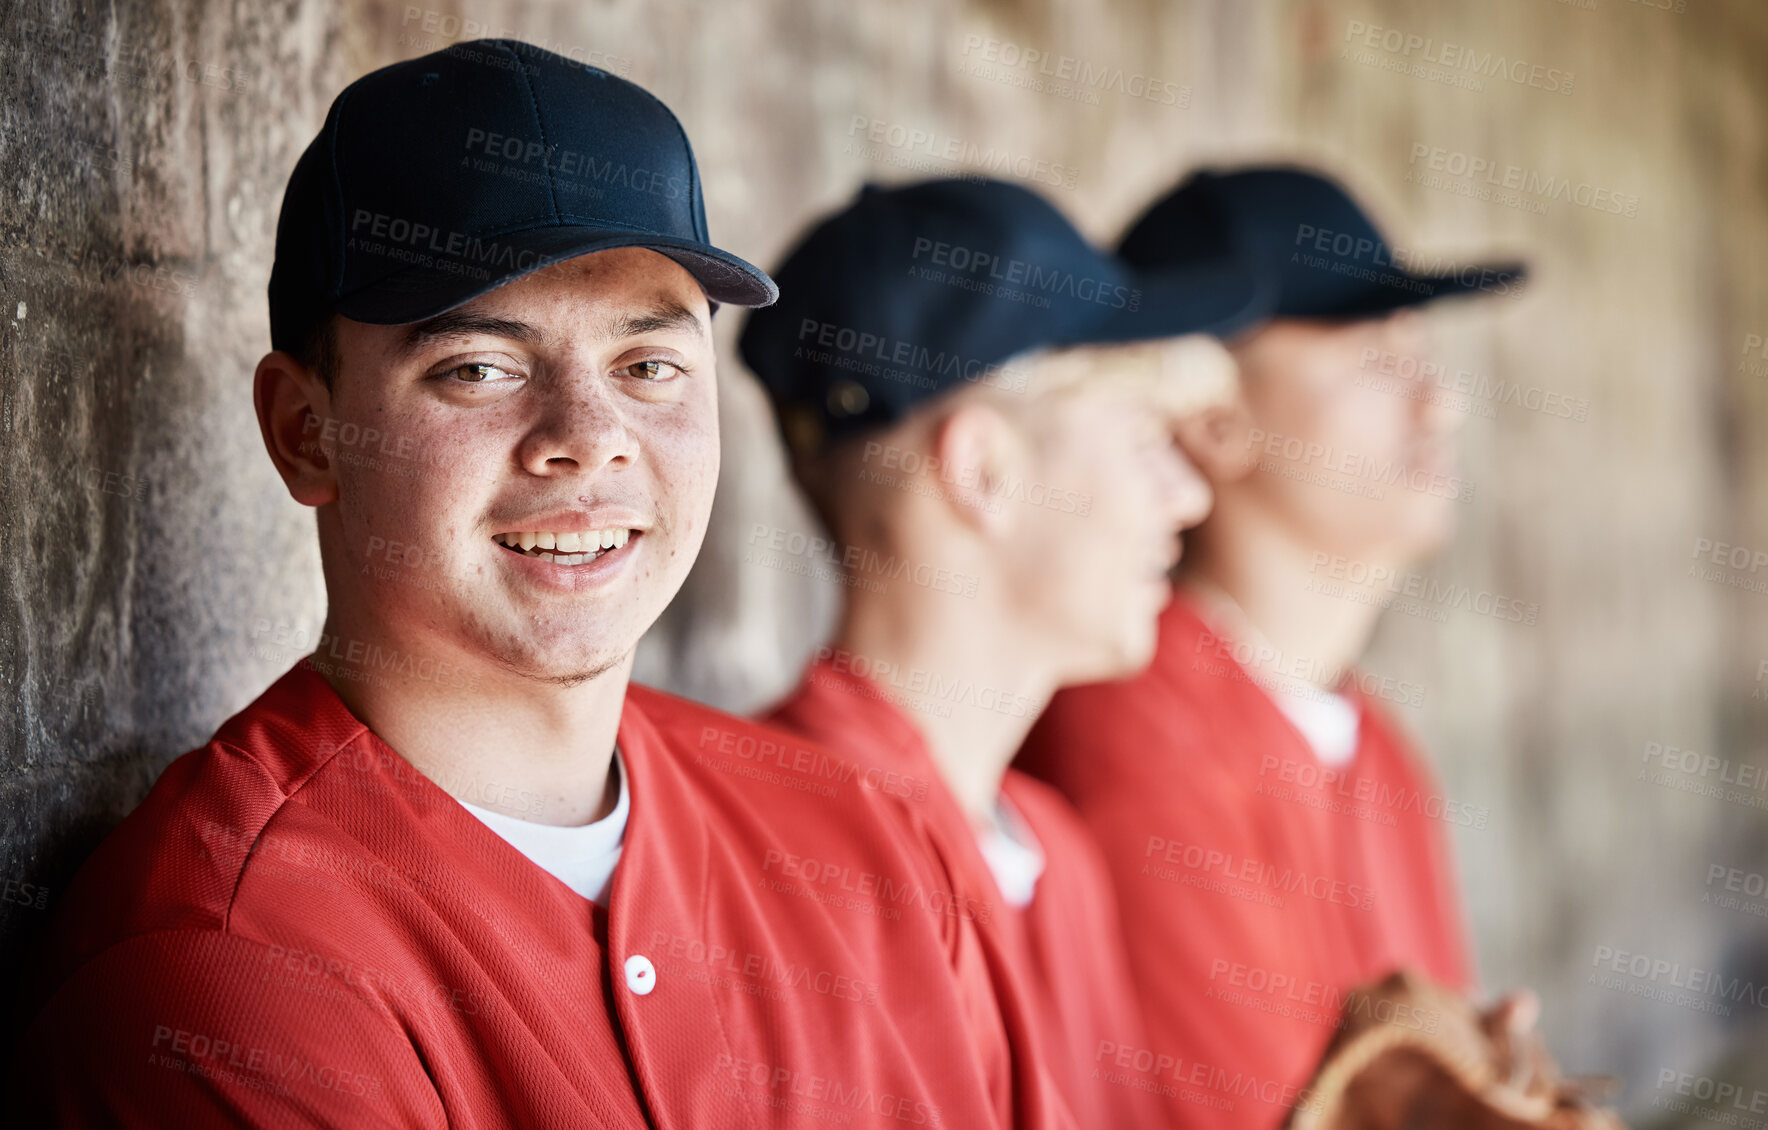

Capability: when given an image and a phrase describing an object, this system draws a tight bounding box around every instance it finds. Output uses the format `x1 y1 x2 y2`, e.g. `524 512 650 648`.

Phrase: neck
310 595 626 828
833 563 1054 828
1182 509 1391 687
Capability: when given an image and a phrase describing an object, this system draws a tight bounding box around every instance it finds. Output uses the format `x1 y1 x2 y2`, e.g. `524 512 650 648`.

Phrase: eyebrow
606 300 707 341
399 312 542 357
396 300 707 359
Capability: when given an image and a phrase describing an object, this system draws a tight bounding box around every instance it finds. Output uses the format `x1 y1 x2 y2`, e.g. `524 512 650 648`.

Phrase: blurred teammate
1017 166 1528 1129
741 178 1262 1128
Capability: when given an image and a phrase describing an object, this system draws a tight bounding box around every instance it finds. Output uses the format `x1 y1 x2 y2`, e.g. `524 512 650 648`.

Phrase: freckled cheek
643 419 720 533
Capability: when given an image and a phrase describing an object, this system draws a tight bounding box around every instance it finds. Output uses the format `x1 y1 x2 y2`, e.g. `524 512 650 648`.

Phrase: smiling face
290 248 720 686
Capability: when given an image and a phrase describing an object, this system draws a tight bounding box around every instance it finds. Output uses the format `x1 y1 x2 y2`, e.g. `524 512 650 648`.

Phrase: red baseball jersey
1014 595 1474 1130
766 654 1164 1130
17 659 1047 1129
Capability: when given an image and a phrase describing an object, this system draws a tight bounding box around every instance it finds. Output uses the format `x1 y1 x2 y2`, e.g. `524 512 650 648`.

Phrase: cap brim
1298 259 1529 320
1077 260 1273 346
336 224 778 327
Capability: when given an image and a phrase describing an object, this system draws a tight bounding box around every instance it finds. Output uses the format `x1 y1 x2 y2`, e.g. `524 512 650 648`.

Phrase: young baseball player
16 43 1063 1129
740 178 1265 1130
1016 166 1530 1129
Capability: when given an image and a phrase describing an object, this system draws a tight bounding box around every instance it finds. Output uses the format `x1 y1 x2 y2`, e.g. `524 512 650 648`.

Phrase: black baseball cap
268 39 776 355
739 178 1265 455
1118 166 1527 321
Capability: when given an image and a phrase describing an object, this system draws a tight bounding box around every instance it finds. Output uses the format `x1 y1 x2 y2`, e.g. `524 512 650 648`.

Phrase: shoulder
34 670 413 1009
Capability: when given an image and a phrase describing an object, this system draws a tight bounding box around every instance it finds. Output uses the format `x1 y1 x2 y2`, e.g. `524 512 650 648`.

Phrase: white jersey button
623 953 656 995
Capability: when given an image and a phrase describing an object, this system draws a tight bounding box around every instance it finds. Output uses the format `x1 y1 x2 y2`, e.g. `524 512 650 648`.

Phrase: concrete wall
3 0 1765 1117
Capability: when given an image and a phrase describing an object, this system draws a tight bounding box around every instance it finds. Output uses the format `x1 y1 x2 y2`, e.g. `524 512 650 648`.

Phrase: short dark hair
296 314 340 392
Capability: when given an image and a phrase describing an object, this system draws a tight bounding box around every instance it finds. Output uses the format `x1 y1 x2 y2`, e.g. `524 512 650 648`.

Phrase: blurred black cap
1118 166 1527 321
739 178 1264 456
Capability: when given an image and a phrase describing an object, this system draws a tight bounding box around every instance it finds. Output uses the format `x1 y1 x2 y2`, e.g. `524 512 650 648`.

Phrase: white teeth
495 528 632 560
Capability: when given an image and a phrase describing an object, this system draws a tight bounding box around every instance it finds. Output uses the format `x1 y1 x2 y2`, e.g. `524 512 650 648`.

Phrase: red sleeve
18 930 447 1129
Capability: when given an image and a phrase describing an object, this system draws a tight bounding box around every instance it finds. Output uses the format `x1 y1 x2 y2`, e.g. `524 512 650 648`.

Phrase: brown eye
625 359 684 381
448 362 519 384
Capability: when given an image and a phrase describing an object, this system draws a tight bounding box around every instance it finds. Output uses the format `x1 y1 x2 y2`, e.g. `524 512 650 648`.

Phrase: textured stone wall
3 0 1765 1116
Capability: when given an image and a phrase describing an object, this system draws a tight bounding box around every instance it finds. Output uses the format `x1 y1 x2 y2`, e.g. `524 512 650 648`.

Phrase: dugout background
2 0 1766 1119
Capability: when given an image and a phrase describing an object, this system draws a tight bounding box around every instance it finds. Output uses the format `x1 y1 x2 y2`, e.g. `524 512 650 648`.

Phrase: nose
517 367 639 476
1384 311 1462 437
1410 346 1468 439
1161 442 1215 531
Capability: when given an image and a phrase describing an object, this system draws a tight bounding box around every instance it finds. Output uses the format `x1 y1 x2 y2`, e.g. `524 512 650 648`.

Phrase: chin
484 634 633 686
1068 628 1156 687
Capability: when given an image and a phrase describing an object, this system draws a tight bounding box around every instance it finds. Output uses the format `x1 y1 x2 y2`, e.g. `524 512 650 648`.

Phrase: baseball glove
1285 969 1626 1130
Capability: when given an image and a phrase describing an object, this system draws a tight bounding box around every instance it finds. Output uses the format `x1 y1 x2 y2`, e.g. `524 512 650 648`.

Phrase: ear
927 401 1022 537
1173 393 1258 488
253 350 339 508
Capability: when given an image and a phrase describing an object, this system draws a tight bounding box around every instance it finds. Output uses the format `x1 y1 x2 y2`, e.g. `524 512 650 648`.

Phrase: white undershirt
1270 686 1362 767
1183 579 1362 767
975 792 1046 909
459 749 629 905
